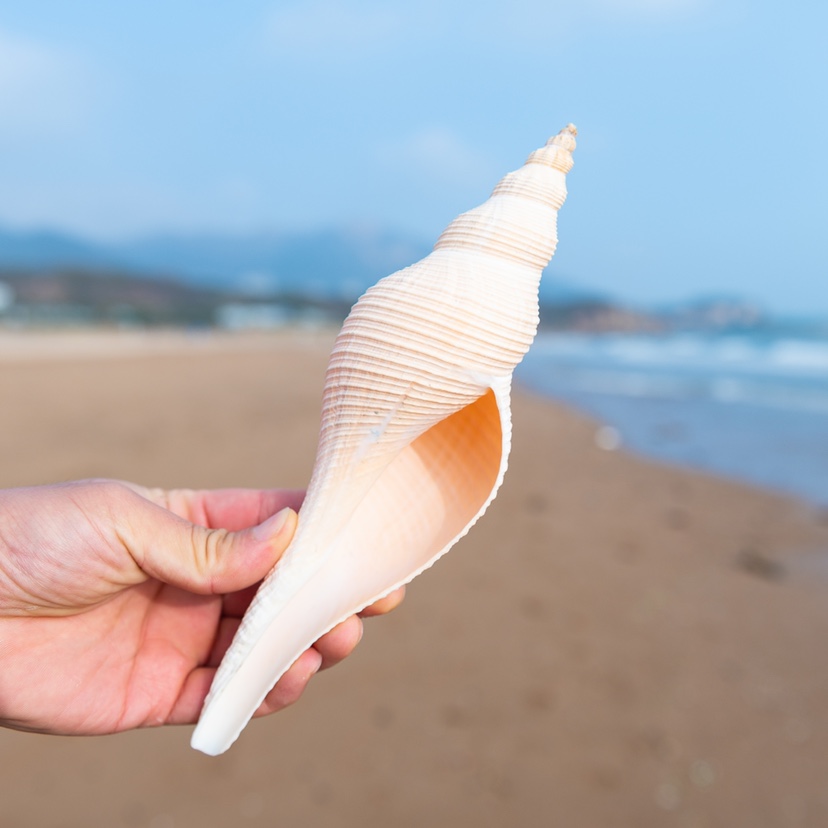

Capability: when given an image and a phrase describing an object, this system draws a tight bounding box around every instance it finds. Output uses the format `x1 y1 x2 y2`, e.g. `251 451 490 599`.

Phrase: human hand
0 479 404 736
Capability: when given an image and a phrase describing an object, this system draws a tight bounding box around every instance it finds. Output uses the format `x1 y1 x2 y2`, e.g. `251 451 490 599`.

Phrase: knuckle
189 525 230 591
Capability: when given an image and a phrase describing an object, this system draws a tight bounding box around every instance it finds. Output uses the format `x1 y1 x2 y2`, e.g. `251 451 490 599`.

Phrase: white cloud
0 28 90 138
264 0 409 58
381 127 496 189
259 0 706 64
591 0 708 16
260 1 571 60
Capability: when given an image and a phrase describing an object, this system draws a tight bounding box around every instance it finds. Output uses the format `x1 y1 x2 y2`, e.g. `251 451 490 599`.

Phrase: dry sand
1 329 827 827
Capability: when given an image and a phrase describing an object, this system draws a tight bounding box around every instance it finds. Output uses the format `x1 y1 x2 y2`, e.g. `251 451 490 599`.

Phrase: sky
0 0 826 315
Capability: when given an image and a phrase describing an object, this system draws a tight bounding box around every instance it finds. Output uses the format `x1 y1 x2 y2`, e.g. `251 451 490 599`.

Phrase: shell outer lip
189 374 514 756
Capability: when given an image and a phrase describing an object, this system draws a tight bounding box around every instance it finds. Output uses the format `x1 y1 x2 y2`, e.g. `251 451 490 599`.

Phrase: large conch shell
191 124 577 755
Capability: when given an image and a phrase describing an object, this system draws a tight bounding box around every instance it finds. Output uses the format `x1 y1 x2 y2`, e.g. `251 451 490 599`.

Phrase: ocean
516 331 828 507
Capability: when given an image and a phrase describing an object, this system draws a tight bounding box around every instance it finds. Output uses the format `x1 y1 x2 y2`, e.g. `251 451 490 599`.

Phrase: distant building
215 303 290 330
671 298 765 331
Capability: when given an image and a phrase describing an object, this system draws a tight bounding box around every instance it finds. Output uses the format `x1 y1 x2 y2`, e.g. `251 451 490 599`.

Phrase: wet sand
1 329 827 827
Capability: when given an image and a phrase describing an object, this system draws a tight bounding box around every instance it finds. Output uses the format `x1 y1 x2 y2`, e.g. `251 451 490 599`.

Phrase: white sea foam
519 332 828 505
527 333 828 412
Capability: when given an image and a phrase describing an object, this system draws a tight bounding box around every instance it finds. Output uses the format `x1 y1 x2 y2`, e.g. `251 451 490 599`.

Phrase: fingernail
252 507 295 542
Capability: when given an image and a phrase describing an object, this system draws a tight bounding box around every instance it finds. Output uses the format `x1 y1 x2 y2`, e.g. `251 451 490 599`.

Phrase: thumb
129 505 298 594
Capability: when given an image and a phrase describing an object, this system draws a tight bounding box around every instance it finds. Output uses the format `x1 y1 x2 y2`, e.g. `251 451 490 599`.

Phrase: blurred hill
3 226 793 335
0 267 359 328
0 224 594 305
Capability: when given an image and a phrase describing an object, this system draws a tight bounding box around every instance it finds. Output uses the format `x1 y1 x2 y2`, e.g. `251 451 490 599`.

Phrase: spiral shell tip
548 123 577 152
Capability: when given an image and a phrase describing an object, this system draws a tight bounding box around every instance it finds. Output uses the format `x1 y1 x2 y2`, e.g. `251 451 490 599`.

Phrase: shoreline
1 329 828 826
0 325 338 362
517 330 828 510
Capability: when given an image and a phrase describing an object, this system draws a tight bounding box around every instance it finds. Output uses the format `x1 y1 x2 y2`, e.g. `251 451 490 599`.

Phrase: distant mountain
0 227 123 270
114 227 432 300
0 268 235 327
0 224 599 306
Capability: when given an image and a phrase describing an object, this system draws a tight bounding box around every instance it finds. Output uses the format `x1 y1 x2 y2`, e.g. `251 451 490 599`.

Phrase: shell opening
191 386 505 755
343 385 504 583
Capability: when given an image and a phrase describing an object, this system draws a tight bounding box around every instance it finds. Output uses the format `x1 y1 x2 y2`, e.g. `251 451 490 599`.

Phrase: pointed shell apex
547 123 577 153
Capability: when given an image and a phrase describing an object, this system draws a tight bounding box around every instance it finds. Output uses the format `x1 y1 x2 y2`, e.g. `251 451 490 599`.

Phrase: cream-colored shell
191 124 577 755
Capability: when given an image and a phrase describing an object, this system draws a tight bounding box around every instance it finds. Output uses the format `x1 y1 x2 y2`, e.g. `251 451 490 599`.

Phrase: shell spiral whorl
321 123 579 459
435 122 576 272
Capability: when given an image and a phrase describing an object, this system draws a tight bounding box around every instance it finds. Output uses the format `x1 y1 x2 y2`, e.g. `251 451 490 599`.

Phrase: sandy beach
1 329 827 827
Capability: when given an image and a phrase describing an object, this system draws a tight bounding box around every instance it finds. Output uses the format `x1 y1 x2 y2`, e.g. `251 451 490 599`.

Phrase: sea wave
531 332 828 373
524 333 828 413
518 332 828 505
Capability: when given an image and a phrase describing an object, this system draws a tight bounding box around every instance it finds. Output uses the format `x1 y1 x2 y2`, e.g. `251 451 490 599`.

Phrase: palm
0 580 221 733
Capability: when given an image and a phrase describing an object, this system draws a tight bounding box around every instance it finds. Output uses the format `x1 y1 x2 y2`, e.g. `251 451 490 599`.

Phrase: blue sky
0 0 825 314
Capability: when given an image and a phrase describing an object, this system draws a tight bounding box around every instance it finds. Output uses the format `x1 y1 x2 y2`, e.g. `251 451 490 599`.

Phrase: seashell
191 124 577 755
